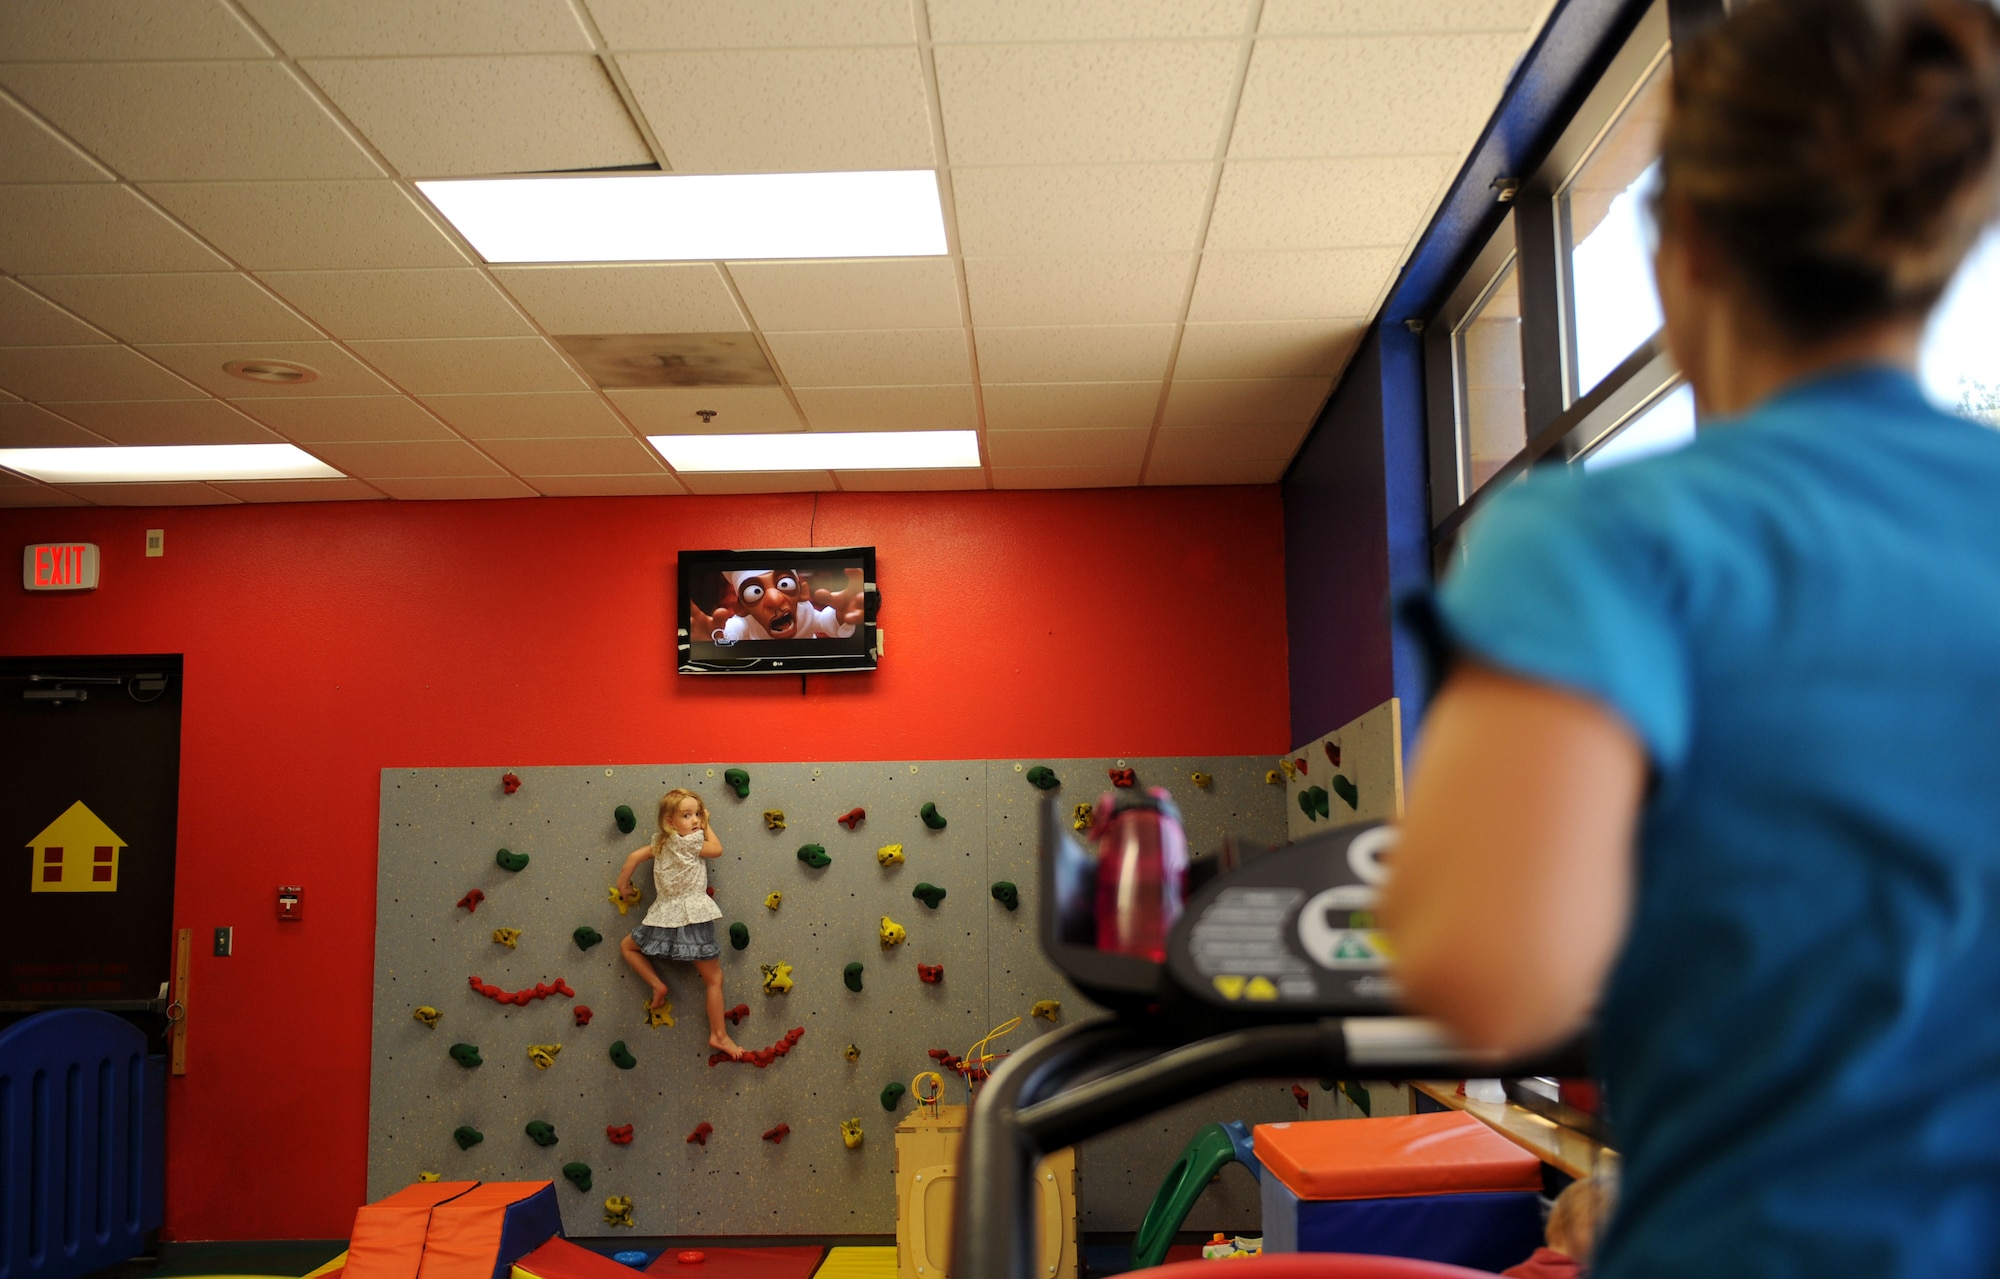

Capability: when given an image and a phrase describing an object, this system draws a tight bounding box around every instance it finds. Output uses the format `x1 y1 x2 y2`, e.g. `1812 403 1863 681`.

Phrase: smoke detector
224 359 319 385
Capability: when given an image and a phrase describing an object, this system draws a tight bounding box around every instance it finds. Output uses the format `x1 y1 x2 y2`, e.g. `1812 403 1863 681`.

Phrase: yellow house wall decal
28 800 126 893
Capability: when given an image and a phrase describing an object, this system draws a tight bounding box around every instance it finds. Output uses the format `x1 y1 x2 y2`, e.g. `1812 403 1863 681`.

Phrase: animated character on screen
692 568 864 643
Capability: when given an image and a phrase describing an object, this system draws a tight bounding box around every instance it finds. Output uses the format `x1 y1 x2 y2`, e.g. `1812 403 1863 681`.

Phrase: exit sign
23 543 99 592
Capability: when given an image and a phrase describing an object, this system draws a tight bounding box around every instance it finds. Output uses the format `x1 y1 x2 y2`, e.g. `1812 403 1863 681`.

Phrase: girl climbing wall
616 789 746 1060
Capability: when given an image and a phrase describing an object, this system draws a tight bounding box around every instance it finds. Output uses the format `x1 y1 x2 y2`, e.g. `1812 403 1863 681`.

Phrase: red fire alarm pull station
277 886 303 921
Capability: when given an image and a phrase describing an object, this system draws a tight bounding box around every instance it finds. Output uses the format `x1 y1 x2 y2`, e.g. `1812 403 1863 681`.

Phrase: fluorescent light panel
649 431 980 473
0 444 342 484
418 171 948 263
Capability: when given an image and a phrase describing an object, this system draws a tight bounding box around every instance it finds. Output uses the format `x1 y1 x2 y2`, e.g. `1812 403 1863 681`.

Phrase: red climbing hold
457 889 485 913
607 1123 634 1145
710 1025 806 1067
466 974 574 1005
1324 742 1341 766
726 1003 749 1026
706 886 715 897
762 1123 790 1144
917 963 944 984
1294 758 1308 776
678 1253 706 1265
552 977 576 997
686 1122 713 1146
534 982 552 999
837 807 866 830
502 773 521 795
574 1005 593 1027
1109 767 1136 788
1292 1084 1310 1110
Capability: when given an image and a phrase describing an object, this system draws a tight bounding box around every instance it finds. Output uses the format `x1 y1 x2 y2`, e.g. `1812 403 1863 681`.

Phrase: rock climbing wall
1285 698 1404 843
371 756 1287 1237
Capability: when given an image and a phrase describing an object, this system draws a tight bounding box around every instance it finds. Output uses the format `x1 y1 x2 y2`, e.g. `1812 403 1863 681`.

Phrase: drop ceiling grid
0 0 1549 503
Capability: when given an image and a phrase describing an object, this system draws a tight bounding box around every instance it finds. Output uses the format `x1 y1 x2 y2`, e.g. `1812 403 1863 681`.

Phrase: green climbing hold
495 848 529 872
797 843 831 869
729 922 750 950
844 961 864 992
1310 785 1331 819
1298 790 1316 821
614 805 637 834
991 881 1019 911
1024 766 1060 791
920 802 947 830
723 768 751 799
574 926 603 951
609 1040 637 1070
912 882 947 909
526 1120 558 1147
562 1162 593 1192
880 1081 907 1111
449 1042 483 1068
453 1125 484 1150
1331 774 1359 810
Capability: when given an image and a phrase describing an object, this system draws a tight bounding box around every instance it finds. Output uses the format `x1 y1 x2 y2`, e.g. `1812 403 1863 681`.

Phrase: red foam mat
516 1238 649 1279
641 1246 826 1279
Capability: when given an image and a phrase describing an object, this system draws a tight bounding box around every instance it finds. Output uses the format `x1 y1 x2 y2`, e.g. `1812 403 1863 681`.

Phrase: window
1457 258 1527 496
1921 227 2000 425
1582 382 1696 470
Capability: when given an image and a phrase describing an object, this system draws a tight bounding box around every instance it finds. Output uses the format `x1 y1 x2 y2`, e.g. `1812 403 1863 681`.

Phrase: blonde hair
1546 1173 1617 1263
652 789 707 854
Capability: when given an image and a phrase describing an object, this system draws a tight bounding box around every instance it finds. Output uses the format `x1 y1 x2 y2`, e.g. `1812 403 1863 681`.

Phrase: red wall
0 486 1288 1241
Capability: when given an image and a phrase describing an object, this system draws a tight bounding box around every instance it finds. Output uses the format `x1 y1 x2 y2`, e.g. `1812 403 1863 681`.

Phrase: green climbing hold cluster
729 922 750 950
453 1125 484 1150
1331 774 1360 810
609 1040 637 1069
723 767 751 799
920 802 947 830
562 1162 593 1192
526 1120 558 1147
1025 766 1060 790
797 843 830 869
843 961 865 992
880 1081 907 1111
991 881 1019 911
1299 786 1330 820
495 848 529 872
912 882 947 909
449 1042 482 1068
614 804 637 834
574 926 603 951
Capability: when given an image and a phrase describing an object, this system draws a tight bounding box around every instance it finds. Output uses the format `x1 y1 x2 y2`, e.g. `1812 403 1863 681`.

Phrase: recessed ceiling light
224 359 319 385
648 431 981 473
417 171 949 264
0 444 342 484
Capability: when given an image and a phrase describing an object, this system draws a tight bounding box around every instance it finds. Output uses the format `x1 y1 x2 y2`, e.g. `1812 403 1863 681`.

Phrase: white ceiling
0 0 1548 506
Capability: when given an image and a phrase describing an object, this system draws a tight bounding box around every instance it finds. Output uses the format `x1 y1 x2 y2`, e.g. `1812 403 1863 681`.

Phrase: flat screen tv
677 547 880 675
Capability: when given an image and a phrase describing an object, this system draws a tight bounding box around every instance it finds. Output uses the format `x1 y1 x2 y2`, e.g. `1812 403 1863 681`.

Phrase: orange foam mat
641 1245 825 1279
345 1182 481 1279
1252 1112 1542 1200
416 1182 560 1279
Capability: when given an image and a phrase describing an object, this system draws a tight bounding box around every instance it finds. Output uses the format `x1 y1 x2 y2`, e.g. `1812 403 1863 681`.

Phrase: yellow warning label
1212 975 1247 1001
1244 976 1279 1001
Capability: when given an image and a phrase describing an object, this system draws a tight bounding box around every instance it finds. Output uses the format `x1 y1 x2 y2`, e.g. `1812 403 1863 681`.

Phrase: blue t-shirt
1435 366 2000 1277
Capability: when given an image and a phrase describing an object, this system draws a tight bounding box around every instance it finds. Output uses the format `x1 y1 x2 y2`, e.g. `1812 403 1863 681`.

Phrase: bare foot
647 983 670 1009
708 1030 745 1059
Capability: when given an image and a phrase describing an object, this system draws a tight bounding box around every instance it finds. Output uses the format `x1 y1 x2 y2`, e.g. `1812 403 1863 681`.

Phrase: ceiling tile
529 474 688 496
1174 320 1363 379
1150 421 1311 463
589 0 912 48
0 185 228 275
950 164 1212 256
985 427 1149 468
991 463 1141 490
1185 249 1400 321
261 268 532 339
620 48 933 173
929 0 1251 39
144 181 468 271
935 42 1239 165
677 470 830 495
764 329 970 388
0 345 204 402
491 265 747 335
1144 455 1287 485
972 325 1176 383
58 481 240 505
210 477 386 501
231 394 456 442
241 0 591 55
0 402 114 447
964 255 1191 326
0 484 91 507
301 56 651 177
729 259 961 332
477 435 665 476
421 391 630 439
1230 35 1525 158
833 468 986 491
140 340 396 397
0 279 110 346
367 475 535 499
1258 0 1548 36
0 94 114 183
303 438 504 478
23 272 319 344
608 386 802 435
1162 376 1332 426
0 62 381 181
982 381 1162 432
793 385 976 432
1206 156 1455 250
0 1 267 60
346 337 587 395
55 399 283 445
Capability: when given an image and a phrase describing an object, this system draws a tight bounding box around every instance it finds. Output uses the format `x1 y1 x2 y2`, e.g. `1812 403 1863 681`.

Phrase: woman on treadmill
1381 1 2000 1275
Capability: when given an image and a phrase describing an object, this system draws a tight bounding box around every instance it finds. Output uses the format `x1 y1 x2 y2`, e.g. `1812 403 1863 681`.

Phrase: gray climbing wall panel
372 756 1290 1237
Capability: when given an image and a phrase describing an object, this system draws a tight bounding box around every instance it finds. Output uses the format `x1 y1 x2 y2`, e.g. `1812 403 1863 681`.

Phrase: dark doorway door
0 655 181 1007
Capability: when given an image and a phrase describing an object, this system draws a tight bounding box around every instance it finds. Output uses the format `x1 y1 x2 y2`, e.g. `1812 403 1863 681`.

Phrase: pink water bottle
1091 788 1189 961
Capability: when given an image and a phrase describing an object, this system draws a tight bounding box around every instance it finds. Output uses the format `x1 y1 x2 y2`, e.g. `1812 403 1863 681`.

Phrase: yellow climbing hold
840 1118 864 1150
763 809 787 831
527 1043 563 1069
761 961 794 994
878 916 906 948
765 891 783 911
418 1171 441 1183
412 1006 441 1029
876 843 905 866
845 1043 861 1062
1279 759 1297 780
1265 770 1283 785
1031 1000 1061 1022
491 927 521 949
1071 802 1092 833
604 1196 635 1228
646 1002 675 1028
1191 772 1213 789
609 884 633 915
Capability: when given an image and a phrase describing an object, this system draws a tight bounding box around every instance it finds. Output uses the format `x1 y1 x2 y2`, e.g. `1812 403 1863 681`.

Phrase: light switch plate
146 529 163 557
213 926 232 957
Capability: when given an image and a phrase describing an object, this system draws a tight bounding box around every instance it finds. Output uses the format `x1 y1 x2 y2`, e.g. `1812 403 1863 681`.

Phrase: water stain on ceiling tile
554 332 778 389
